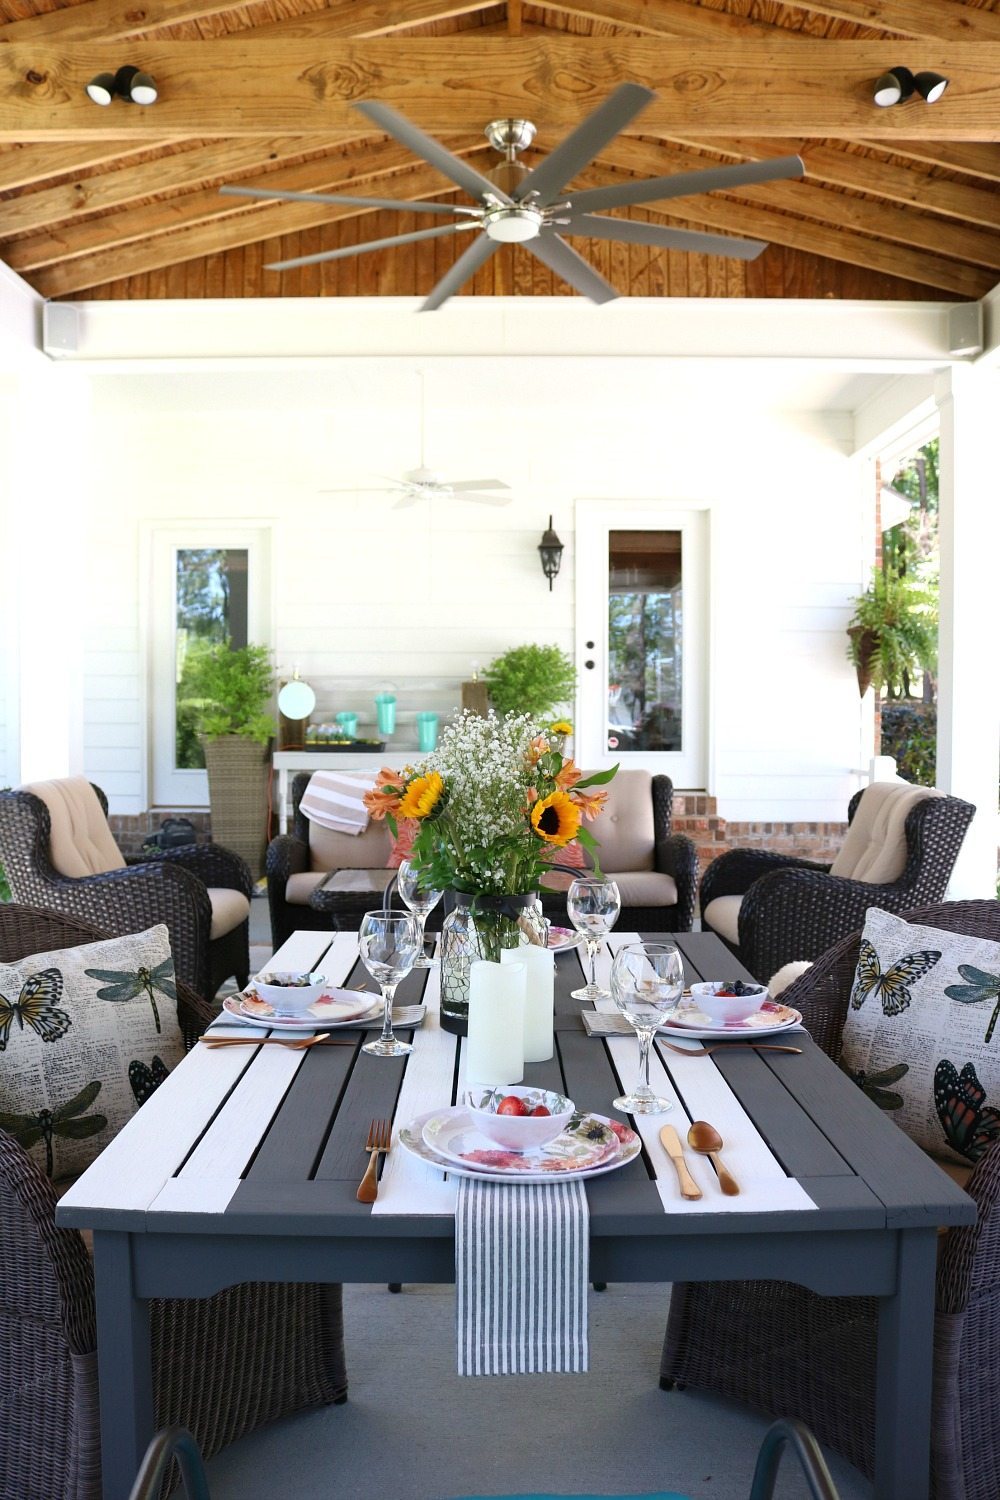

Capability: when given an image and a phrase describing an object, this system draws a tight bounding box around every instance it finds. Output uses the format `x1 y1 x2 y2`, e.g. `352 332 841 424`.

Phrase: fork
357 1118 392 1203
202 1033 355 1050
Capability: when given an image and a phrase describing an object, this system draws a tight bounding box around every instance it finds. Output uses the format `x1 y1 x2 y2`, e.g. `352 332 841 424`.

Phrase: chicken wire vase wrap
439 892 546 1035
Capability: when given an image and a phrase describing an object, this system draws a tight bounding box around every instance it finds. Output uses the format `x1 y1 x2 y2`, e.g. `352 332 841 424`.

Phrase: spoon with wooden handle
660 1041 802 1058
687 1120 740 1196
658 1124 702 1200
202 1033 355 1050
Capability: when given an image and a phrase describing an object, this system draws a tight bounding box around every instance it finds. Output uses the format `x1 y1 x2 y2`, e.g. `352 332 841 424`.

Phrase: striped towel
456 1179 589 1376
299 771 377 836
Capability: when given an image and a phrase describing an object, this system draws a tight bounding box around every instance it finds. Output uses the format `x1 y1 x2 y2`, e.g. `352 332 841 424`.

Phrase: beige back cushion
309 819 393 871
830 781 940 884
586 769 654 873
24 777 126 878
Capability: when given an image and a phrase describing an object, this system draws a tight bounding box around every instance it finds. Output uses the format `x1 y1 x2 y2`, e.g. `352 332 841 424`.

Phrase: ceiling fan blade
220 184 479 216
529 233 617 305
265 220 477 273
564 213 767 260
421 234 499 311
567 155 806 214
448 479 511 492
461 492 513 506
393 493 420 509
353 100 512 205
512 83 655 206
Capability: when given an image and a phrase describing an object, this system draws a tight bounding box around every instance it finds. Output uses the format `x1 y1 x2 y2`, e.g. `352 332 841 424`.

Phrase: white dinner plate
657 999 802 1041
221 991 381 1032
400 1107 641 1183
422 1108 621 1174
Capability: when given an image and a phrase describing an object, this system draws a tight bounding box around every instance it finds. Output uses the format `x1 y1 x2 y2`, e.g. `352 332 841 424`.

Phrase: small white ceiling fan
320 372 510 508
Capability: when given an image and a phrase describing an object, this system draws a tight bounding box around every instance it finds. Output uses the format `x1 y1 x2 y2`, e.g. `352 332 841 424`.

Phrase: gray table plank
247 1042 364 1182
314 1047 410 1180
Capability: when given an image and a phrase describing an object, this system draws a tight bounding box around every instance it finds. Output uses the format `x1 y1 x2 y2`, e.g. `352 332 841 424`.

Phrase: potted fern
846 569 937 698
186 642 275 875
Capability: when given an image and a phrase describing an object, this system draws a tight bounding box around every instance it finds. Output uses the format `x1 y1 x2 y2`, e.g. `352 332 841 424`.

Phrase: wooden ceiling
0 1 998 302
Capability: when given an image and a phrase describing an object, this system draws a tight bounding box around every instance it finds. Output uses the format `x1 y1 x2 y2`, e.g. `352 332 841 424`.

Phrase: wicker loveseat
0 904 347 1500
661 899 1000 1500
0 778 252 1001
699 781 975 981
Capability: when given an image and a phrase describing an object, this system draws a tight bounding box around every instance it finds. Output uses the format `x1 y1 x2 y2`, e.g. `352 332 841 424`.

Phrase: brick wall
110 810 212 858
672 794 845 881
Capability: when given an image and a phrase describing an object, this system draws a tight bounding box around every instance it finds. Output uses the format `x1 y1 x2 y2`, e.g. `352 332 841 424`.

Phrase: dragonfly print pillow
0 924 184 1181
841 906 1000 1168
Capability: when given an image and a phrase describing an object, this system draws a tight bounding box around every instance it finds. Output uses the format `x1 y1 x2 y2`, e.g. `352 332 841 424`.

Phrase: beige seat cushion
830 781 940 884
23 776 126 878
585 769 655 874
318 869 394 898
308 819 392 872
207 887 251 939
286 871 330 906
703 894 742 945
606 871 677 908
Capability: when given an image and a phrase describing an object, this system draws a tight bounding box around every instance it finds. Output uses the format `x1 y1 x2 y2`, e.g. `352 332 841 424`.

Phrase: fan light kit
220 83 805 311
86 64 158 106
873 67 948 106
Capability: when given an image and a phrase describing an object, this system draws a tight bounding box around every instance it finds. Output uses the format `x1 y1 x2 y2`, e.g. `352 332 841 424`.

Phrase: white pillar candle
466 959 525 1086
502 944 554 1063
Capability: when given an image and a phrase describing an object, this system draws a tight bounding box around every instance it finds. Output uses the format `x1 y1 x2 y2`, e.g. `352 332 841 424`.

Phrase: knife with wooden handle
659 1125 702 1200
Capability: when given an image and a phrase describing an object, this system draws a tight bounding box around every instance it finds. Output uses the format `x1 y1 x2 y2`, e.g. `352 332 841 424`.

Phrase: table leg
93 1232 155 1500
875 1227 937 1500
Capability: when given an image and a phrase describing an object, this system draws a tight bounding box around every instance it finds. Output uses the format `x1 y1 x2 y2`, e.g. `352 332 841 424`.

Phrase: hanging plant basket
847 626 879 697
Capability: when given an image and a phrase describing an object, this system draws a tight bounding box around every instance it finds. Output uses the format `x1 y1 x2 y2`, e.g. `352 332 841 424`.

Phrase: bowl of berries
688 979 768 1025
465 1085 575 1151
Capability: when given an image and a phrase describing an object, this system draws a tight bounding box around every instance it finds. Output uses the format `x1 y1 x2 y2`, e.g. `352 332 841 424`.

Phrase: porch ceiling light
86 64 158 106
538 515 564 591
873 65 948 106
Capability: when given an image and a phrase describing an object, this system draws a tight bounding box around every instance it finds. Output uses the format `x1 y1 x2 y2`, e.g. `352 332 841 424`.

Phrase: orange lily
527 734 551 765
555 757 583 791
573 788 608 822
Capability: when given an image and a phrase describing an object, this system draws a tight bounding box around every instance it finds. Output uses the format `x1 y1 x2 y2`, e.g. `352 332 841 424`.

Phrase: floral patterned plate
547 926 586 953
221 990 381 1032
661 998 802 1039
400 1107 641 1183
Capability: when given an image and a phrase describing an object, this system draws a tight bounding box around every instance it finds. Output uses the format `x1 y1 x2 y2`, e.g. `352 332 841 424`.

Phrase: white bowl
251 970 330 1015
688 980 768 1024
466 1085 575 1151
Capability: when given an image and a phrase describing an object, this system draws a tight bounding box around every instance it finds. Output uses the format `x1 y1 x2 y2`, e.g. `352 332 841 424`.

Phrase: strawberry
529 1104 551 1117
496 1094 528 1116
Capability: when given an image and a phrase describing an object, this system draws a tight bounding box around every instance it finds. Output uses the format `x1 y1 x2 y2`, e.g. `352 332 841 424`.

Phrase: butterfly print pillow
842 907 1000 1166
0 925 183 1181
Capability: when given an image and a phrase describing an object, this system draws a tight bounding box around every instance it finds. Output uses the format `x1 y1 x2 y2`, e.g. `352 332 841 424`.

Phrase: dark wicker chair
699 786 975 981
661 898 1000 1500
0 904 347 1500
0 782 253 1001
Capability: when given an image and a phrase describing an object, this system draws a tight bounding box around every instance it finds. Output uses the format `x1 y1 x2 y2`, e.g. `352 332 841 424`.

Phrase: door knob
585 659 595 670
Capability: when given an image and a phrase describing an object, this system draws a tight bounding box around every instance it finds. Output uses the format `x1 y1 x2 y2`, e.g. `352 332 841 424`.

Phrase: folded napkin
300 770 378 835
456 1178 589 1376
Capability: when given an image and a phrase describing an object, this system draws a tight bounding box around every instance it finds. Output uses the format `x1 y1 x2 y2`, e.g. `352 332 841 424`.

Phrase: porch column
935 363 1000 898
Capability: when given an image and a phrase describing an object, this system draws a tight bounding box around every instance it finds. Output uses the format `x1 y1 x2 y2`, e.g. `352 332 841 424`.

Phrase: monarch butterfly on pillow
0 968 71 1051
849 939 942 1017
934 1059 1000 1164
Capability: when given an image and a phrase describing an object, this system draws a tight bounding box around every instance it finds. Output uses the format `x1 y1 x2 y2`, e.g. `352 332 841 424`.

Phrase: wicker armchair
0 780 253 1000
699 783 975 981
661 898 1000 1500
0 905 347 1500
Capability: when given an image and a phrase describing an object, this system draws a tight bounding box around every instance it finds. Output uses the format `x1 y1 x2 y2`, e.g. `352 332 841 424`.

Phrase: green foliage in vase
180 641 275 745
484 644 577 719
846 569 937 699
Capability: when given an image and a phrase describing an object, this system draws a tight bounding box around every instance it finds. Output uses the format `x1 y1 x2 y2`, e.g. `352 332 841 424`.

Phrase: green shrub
880 701 937 785
484 644 577 720
180 641 275 745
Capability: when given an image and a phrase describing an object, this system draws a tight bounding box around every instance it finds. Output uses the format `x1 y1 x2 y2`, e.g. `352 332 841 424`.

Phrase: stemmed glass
567 878 621 1001
396 859 442 969
359 909 421 1058
610 942 685 1115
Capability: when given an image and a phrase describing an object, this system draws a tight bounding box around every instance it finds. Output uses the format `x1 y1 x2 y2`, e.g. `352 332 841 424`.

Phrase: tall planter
201 735 270 878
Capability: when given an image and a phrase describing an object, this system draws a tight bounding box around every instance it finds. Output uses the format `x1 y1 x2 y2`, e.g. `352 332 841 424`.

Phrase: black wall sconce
86 65 158 106
538 515 564 591
873 66 948 107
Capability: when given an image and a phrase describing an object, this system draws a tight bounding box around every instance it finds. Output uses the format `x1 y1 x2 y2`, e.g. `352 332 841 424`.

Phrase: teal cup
335 711 359 739
416 712 439 752
374 694 396 736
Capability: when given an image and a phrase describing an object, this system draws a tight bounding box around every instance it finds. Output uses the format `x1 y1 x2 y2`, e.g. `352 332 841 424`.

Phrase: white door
149 527 271 807
575 501 708 787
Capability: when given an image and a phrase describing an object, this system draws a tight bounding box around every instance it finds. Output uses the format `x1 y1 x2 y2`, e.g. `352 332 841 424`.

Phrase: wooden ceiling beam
786 2 1000 42
0 139 187 192
27 150 485 296
855 139 1000 181
594 136 1000 270
528 0 787 40
651 133 1000 228
0 0 494 45
1 39 998 141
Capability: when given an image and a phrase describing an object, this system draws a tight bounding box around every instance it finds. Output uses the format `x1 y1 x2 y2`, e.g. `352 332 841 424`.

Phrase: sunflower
398 770 444 820
549 720 573 737
530 790 582 847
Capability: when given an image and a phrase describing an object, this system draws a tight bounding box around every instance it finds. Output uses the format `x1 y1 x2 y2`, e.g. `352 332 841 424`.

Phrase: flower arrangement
364 712 617 897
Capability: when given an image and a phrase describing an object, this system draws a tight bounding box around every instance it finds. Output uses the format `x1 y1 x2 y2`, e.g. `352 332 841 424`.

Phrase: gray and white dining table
57 925 975 1500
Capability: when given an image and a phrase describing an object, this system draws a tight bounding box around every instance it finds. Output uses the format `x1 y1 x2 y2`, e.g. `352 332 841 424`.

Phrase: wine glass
396 859 442 969
359 909 421 1058
567 878 621 1001
610 942 685 1115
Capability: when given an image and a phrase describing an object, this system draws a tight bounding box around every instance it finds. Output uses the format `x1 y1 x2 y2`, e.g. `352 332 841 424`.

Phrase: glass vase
439 892 545 1034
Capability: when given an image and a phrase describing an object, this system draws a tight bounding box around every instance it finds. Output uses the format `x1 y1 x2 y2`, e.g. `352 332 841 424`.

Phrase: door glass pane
174 548 249 770
607 530 682 754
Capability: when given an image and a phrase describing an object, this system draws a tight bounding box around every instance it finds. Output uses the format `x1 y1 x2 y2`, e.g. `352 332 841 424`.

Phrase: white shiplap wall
75 357 870 821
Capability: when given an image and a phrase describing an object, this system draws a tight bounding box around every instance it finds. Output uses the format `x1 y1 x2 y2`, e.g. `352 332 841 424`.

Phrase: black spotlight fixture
85 64 158 106
538 515 564 591
873 64 948 107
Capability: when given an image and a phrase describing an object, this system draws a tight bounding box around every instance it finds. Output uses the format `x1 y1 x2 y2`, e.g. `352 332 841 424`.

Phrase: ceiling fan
220 83 804 311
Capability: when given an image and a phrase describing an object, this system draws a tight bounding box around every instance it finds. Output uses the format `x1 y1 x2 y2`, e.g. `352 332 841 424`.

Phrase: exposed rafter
786 1 1000 42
